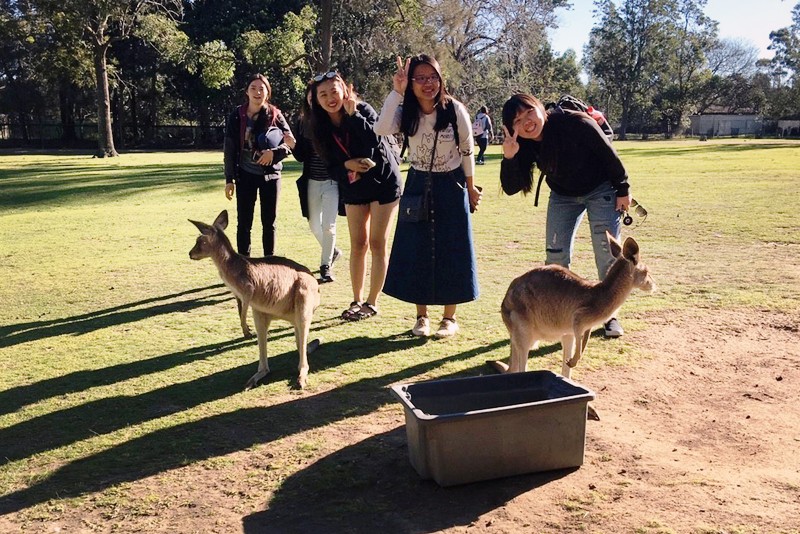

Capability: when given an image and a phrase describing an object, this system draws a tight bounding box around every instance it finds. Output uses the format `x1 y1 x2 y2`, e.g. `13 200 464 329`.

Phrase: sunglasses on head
312 71 338 83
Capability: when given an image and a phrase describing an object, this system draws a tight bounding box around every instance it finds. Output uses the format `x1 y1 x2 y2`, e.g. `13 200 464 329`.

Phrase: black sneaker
331 247 342 266
319 264 334 284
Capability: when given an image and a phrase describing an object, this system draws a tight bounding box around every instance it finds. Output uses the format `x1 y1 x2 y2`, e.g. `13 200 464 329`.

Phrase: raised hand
343 83 358 116
393 56 410 95
502 125 519 159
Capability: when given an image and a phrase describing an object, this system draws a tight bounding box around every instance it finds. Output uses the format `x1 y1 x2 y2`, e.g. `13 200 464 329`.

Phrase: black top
500 109 629 198
318 101 402 201
223 105 293 183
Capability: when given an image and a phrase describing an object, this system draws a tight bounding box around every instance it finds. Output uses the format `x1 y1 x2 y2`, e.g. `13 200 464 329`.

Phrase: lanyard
332 131 350 157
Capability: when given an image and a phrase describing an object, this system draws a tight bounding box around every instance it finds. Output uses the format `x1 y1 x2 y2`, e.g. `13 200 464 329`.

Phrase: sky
549 0 797 62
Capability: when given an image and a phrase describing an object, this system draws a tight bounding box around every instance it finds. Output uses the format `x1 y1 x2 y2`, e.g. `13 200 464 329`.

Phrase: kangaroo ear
607 231 622 258
189 219 213 235
622 237 640 264
214 210 229 231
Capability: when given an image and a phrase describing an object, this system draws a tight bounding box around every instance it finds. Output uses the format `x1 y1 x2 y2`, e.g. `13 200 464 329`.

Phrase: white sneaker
412 315 430 336
434 317 459 338
603 318 624 338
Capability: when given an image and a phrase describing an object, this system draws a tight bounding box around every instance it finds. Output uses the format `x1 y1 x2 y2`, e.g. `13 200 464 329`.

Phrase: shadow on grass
0 331 430 460
0 339 508 514
243 427 575 534
618 141 800 158
0 284 231 349
0 163 219 207
0 294 384 423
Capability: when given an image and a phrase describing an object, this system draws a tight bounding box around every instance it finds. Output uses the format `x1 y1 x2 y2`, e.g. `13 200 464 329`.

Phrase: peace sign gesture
393 56 410 95
502 125 520 159
343 82 358 116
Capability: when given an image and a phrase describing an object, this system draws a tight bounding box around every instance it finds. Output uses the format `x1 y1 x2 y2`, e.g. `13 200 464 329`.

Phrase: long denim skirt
383 167 479 305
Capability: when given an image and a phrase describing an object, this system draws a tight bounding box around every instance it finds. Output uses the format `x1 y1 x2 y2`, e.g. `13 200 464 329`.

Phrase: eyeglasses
312 71 338 82
411 75 440 85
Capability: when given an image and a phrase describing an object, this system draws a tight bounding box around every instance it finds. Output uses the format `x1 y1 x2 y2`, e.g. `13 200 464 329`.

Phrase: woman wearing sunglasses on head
499 93 632 338
375 54 481 339
293 84 343 284
223 73 295 257
307 71 402 321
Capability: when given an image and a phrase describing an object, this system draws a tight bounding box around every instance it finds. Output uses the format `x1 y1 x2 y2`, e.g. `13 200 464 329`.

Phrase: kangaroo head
188 210 229 260
606 231 656 293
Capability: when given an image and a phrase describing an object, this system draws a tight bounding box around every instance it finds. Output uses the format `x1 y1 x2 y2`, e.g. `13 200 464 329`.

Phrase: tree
31 0 184 157
655 0 717 135
769 1 800 82
583 0 675 138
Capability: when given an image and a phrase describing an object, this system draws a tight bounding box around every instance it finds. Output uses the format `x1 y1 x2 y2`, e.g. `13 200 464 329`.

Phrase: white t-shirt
375 90 475 176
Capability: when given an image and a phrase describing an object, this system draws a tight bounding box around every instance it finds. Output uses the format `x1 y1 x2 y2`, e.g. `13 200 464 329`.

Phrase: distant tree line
1 0 798 154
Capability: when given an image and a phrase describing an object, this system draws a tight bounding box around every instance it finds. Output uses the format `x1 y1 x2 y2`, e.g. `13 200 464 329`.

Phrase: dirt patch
2 309 799 533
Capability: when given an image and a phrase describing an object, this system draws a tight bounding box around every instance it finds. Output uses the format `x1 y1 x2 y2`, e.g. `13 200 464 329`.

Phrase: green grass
1 139 799 525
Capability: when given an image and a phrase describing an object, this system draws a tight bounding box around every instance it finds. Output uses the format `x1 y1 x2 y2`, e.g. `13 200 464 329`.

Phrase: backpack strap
533 171 545 207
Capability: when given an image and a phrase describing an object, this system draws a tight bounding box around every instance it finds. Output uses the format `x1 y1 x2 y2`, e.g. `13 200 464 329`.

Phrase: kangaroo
493 232 656 379
189 210 320 389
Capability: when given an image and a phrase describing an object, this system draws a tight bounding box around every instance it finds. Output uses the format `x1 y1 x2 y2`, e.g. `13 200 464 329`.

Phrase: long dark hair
306 72 350 162
244 73 276 134
400 54 455 137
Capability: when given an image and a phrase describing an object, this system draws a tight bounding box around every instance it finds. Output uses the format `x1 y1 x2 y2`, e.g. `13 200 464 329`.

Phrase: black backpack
545 94 614 142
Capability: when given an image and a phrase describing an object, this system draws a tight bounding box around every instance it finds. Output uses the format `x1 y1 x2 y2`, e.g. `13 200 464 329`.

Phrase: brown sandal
341 301 363 321
355 303 378 320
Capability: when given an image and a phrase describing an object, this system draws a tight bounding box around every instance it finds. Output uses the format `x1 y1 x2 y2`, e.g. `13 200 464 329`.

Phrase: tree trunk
319 0 333 71
59 83 76 145
93 41 119 157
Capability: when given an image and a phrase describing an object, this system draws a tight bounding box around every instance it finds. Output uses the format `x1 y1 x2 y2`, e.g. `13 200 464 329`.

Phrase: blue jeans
545 182 621 280
307 179 340 266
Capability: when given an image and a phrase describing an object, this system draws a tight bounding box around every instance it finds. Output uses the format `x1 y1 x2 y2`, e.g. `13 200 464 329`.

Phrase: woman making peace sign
376 54 481 338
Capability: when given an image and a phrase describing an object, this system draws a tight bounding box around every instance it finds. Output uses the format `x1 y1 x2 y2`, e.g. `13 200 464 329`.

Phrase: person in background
307 71 402 321
293 85 342 283
474 105 493 165
376 54 481 338
223 73 295 257
499 93 632 338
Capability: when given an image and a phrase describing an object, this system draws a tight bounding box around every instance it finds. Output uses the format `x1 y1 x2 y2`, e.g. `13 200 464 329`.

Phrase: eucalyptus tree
655 0 717 134
583 0 675 138
26 0 185 156
769 1 800 81
693 38 761 114
421 0 569 104
766 1 800 118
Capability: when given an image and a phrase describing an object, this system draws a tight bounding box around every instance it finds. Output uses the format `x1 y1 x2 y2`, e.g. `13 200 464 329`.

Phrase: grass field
1 140 799 530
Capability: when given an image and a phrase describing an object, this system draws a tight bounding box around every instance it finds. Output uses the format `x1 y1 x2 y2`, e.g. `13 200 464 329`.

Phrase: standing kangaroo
189 210 320 389
494 232 655 379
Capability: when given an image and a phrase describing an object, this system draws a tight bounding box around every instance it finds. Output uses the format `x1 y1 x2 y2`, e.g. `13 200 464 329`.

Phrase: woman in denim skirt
376 54 482 338
499 93 632 338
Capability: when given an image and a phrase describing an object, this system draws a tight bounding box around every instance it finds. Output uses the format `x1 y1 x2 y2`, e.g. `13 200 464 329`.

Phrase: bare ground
2 308 799 533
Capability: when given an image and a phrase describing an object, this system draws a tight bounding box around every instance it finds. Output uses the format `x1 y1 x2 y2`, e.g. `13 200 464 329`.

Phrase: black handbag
398 192 428 223
398 132 438 223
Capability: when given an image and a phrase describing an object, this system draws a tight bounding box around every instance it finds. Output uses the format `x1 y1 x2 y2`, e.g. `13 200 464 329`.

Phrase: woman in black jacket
500 93 632 338
223 73 295 257
307 71 402 321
